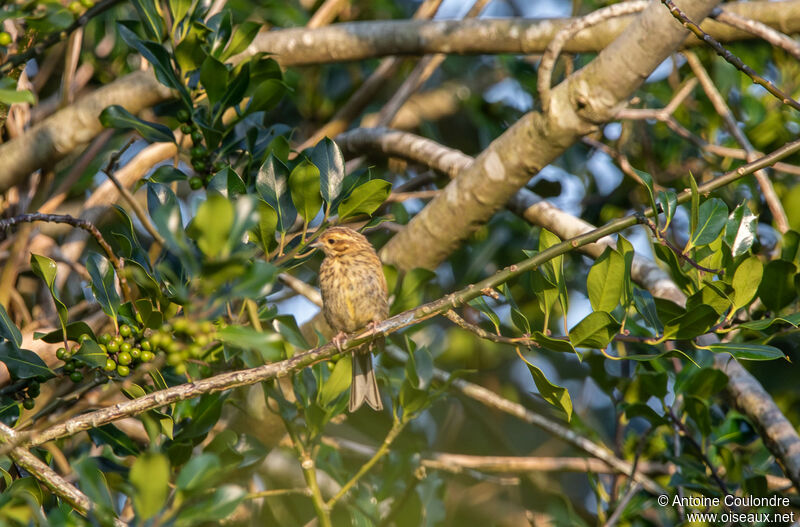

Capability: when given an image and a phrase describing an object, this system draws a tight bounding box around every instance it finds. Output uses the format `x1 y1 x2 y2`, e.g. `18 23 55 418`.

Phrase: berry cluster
177 109 224 188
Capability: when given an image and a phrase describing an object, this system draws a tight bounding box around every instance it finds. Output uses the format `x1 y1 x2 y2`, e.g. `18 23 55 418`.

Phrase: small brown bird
314 226 388 411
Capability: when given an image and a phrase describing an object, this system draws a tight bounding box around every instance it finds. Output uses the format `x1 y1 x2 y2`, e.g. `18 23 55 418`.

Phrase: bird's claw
331 331 347 353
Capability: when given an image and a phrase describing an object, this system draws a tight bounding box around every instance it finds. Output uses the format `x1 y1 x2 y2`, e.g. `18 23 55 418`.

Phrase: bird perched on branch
314 226 388 411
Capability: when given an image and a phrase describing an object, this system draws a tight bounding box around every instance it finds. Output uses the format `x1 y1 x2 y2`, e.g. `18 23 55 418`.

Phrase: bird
314 226 388 411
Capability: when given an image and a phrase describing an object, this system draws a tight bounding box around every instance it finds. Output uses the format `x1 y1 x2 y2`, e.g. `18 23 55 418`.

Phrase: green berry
166 352 182 366
79 334 91 343
200 321 214 334
195 334 209 347
120 325 132 337
80 0 94 7
28 380 40 391
192 159 206 172
100 333 112 344
191 130 204 144
149 333 162 349
176 109 191 123
107 340 119 353
56 347 67 360
0 32 12 46
68 1 82 14
113 335 123 345
28 385 40 398
120 342 132 353
174 363 187 375
130 348 141 360
135 312 143 324
173 318 188 333
212 161 225 172
104 358 117 371
117 365 130 377
22 398 35 410
161 323 173 334
141 340 152 351
70 371 83 383
189 176 203 190
99 343 108 354
140 351 155 363
63 361 76 373
117 351 132 366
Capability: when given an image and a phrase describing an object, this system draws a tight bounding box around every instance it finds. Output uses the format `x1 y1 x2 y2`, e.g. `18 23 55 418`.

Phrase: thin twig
661 0 800 112
326 416 407 508
683 50 789 233
712 8 800 60
538 1 648 113
101 139 167 246
0 213 132 302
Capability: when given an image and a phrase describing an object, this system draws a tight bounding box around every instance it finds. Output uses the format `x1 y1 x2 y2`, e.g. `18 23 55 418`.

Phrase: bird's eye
326 238 335 245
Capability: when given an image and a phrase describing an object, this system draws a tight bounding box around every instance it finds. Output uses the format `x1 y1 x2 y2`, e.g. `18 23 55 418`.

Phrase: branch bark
380 0 722 271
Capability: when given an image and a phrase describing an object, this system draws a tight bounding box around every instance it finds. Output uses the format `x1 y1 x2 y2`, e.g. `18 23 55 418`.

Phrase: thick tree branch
380 0 722 270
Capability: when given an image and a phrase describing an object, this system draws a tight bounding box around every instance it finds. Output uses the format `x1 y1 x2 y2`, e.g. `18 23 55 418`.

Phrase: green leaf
38 321 96 344
216 62 249 117
189 194 234 258
175 485 245 527
531 331 577 354
735 312 800 331
689 172 699 236
130 452 170 520
501 283 530 335
221 21 260 60
255 153 297 232
88 424 140 457
617 235 634 307
118 22 191 104
168 0 192 31
73 458 115 514
569 311 620 349
30 254 68 338
318 357 352 407
675 367 727 399
311 137 345 204
74 339 108 369
100 104 175 143
257 200 278 252
705 342 784 361
131 0 165 41
633 288 662 334
87 252 121 322
393 267 436 314
689 198 728 248
0 303 22 347
663 305 720 339
217 326 282 360
0 342 54 379
732 256 763 311
757 260 797 311
176 453 221 492
539 229 569 317
337 179 392 220
635 169 658 224
208 167 246 198
200 55 228 105
725 203 757 258
657 189 678 231
0 88 35 105
587 247 624 312
289 159 322 223
149 165 187 183
246 78 285 115
521 356 572 420
467 296 500 333
148 183 191 257
686 283 731 317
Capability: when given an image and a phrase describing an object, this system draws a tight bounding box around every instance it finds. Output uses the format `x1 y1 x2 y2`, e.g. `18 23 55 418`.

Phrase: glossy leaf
200 55 228 105
663 305 719 339
706 342 784 361
318 357 352 407
190 194 234 258
289 159 322 222
221 21 260 60
337 179 392 220
657 189 678 231
689 172 699 236
255 153 297 232
0 342 54 379
131 0 165 41
635 169 658 224
521 355 572 420
176 453 222 492
88 424 140 457
311 137 345 203
689 198 728 248
0 303 22 348
569 311 620 349
685 283 731 317
117 23 190 103
149 166 187 183
587 247 624 312
725 203 757 258
732 256 763 311
74 339 108 369
30 254 68 337
757 260 797 311
87 252 121 322
633 288 662 334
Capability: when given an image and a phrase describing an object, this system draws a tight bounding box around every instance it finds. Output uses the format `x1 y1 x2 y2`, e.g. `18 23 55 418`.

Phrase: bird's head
312 226 370 257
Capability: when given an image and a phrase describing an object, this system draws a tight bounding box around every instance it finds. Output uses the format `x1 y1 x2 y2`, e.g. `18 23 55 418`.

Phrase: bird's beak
310 239 323 249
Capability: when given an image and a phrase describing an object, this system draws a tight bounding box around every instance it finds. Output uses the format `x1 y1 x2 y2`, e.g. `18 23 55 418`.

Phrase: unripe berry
117 365 130 377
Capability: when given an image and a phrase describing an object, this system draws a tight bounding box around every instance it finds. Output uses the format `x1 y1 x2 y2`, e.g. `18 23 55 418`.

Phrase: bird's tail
349 348 383 412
